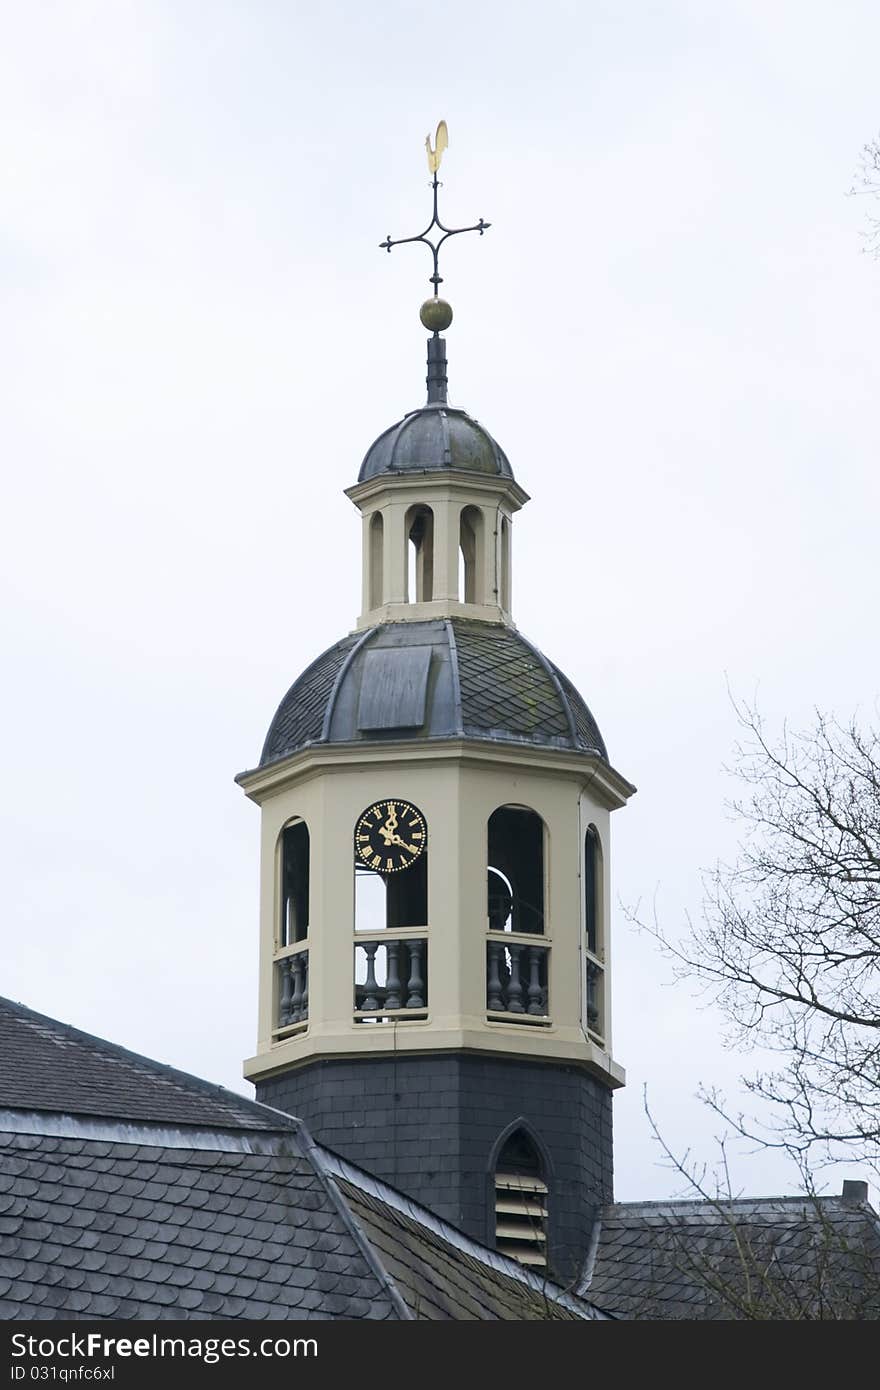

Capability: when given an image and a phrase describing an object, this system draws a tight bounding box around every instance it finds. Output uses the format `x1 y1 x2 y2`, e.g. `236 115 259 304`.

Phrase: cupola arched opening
459 504 485 605
368 511 384 609
491 1125 549 1268
405 504 434 604
499 514 511 612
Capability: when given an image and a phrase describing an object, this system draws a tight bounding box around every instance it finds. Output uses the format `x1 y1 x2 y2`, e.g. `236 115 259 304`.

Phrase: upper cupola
347 128 525 629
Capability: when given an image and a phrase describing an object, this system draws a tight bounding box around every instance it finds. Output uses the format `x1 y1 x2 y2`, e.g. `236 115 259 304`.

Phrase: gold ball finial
420 298 453 332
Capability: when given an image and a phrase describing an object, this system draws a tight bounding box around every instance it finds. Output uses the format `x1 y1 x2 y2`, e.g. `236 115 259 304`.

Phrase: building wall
258 1052 613 1283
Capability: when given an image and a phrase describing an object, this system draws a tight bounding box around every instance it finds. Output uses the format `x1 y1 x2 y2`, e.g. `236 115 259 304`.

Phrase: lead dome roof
358 404 513 482
258 619 607 768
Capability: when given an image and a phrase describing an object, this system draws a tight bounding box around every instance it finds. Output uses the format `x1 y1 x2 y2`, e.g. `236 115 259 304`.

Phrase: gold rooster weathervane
380 120 490 334
425 119 448 174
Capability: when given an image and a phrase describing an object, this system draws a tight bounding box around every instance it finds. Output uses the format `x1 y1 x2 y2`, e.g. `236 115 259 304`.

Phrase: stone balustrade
276 947 309 1032
354 936 428 1019
586 957 604 1039
486 937 549 1021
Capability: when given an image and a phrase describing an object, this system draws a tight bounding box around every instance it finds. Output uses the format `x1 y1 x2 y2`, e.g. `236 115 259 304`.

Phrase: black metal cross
380 171 490 297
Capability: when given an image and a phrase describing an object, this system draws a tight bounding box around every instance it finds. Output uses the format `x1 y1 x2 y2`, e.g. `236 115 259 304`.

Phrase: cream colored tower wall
244 743 625 1090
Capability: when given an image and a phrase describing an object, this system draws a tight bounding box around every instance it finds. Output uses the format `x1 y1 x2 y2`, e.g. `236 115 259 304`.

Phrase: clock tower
237 131 635 1281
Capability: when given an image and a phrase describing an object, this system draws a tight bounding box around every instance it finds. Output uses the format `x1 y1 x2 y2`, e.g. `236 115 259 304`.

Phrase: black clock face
355 799 427 874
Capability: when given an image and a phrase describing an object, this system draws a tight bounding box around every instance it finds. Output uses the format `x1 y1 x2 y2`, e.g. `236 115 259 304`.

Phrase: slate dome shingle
258 619 607 768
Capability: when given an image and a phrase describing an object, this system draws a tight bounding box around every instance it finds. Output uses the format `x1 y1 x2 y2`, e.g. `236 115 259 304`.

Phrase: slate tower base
257 1052 613 1282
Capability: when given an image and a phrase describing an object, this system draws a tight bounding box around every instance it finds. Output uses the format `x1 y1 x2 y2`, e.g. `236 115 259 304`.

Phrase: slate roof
256 618 608 769
584 1194 880 1320
0 997 604 1321
0 1128 395 1321
0 998 280 1132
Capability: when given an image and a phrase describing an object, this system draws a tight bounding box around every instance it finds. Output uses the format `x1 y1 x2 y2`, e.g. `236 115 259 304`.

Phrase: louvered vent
493 1131 548 1268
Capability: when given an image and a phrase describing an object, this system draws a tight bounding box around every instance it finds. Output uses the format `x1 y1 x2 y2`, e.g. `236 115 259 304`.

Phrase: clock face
355 798 427 874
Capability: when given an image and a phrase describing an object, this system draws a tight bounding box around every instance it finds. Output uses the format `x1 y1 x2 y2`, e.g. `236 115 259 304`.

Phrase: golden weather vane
425 119 448 174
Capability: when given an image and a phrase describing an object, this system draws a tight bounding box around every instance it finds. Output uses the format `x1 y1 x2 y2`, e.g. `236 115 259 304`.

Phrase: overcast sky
3 1 879 1204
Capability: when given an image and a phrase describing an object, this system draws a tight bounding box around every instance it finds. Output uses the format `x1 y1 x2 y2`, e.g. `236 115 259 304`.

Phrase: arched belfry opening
486 806 548 1021
353 804 429 1021
487 806 545 934
584 824 605 1040
276 820 310 1034
406 504 434 603
280 820 309 946
492 1127 549 1268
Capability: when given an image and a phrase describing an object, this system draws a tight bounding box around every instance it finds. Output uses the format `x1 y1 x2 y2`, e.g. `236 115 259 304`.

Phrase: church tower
237 129 635 1280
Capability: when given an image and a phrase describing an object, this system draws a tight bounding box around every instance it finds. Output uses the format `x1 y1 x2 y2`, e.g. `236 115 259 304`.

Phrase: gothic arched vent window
493 1130 548 1268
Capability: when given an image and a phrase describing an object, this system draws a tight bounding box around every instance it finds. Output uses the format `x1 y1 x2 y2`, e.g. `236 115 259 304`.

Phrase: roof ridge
299 1127 413 1321
606 1194 855 1213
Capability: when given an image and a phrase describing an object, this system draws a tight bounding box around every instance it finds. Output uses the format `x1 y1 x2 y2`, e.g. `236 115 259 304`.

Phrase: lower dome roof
258 620 607 768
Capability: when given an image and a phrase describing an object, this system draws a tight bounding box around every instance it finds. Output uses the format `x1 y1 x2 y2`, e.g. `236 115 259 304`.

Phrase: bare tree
850 135 880 255
642 701 880 1182
636 1100 880 1321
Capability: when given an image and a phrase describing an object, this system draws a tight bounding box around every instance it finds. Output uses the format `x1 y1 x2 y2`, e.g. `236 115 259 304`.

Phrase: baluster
279 958 293 1027
385 941 402 1010
587 963 600 1031
290 954 304 1022
506 943 525 1013
301 952 309 1021
487 941 504 1011
405 939 425 1009
526 947 545 1015
362 942 381 1011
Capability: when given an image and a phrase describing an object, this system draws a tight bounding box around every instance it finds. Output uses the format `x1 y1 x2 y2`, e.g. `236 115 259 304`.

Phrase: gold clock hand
389 833 419 854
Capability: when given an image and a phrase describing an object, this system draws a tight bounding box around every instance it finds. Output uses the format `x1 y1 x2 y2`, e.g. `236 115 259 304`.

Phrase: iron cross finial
379 120 491 304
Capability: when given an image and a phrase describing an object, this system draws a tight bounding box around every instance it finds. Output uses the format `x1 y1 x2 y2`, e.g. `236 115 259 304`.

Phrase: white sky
3 0 878 1204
